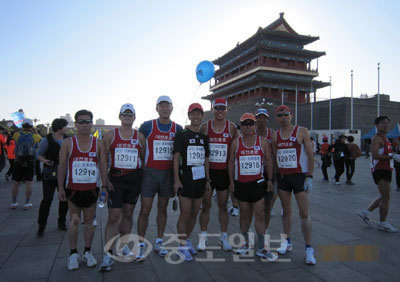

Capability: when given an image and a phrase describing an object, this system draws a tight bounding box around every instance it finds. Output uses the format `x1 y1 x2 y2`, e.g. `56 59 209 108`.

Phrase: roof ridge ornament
280 12 284 18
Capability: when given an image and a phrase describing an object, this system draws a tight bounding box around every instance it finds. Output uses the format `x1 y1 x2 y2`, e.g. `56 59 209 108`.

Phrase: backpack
16 132 36 161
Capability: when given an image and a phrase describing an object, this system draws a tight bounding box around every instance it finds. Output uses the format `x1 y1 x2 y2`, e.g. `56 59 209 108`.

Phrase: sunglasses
276 113 290 118
240 121 255 126
76 119 92 125
214 106 226 111
121 112 134 117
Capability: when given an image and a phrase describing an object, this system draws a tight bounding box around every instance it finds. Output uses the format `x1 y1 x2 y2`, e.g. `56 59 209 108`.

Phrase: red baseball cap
275 105 292 114
212 98 227 108
188 103 204 113
240 113 256 122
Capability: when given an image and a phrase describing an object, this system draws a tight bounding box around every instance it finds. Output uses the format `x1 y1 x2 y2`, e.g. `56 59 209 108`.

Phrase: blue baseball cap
255 108 269 117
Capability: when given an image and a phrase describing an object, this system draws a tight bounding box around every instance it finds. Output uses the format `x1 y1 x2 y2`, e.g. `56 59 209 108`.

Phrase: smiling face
119 110 135 126
156 101 173 120
188 110 203 127
213 106 227 121
376 118 390 133
240 119 256 136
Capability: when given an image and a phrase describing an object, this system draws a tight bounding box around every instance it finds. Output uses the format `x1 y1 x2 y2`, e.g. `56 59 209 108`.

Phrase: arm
57 138 70 201
97 139 109 200
262 139 273 192
204 135 211 192
37 138 52 166
138 132 146 162
173 152 182 194
271 130 278 175
102 130 114 191
371 135 391 160
199 122 207 135
228 138 238 192
230 122 238 139
300 128 314 176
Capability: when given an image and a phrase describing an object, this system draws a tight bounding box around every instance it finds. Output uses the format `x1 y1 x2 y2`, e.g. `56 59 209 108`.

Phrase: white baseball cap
156 95 172 106
120 103 135 114
22 118 33 126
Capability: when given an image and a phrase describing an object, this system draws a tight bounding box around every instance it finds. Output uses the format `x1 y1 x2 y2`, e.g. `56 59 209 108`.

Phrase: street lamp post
377 62 380 117
329 76 332 131
295 85 298 126
351 70 354 130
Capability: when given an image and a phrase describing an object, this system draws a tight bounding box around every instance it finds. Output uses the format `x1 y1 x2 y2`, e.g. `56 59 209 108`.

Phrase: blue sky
1 0 399 126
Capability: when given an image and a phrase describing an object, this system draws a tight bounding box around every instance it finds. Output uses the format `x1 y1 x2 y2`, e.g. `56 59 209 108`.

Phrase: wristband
101 185 108 189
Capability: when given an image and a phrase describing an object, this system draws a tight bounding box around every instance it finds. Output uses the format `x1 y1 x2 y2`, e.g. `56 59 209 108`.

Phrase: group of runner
6 95 398 272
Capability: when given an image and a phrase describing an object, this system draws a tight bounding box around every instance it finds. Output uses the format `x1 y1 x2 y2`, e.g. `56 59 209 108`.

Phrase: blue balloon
196 60 215 83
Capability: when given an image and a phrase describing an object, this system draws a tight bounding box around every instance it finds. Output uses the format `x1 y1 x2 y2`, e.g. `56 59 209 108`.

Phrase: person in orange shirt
0 126 6 180
4 132 16 181
320 136 331 182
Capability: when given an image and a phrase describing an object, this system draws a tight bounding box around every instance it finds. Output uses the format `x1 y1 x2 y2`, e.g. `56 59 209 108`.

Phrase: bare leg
156 197 169 239
83 203 96 248
105 208 122 249
137 197 154 241
67 200 82 250
177 196 192 244
119 204 134 236
294 191 311 245
377 180 391 222
278 190 292 238
25 181 33 201
199 189 212 231
217 190 229 233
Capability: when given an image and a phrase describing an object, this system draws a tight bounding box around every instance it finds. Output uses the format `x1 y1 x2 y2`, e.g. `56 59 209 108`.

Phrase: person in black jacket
36 118 69 237
329 135 349 185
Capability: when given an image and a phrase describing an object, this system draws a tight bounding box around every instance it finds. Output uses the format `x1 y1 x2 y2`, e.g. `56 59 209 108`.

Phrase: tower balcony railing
212 63 318 87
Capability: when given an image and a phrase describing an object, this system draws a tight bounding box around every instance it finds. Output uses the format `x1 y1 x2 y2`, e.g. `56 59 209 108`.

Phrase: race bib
239 155 261 175
192 165 205 180
72 161 97 183
114 148 138 169
153 140 174 161
187 146 205 166
277 148 297 168
209 143 227 163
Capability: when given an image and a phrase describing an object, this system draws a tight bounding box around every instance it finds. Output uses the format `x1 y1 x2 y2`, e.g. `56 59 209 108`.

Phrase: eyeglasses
121 112 134 117
276 113 290 118
76 119 92 125
214 106 226 111
240 121 255 126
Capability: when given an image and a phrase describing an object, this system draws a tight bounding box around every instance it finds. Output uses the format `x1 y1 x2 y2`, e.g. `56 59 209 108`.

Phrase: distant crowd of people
0 97 398 273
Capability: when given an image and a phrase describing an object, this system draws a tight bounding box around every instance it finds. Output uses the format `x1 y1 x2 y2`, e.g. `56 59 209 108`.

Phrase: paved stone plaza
0 157 399 282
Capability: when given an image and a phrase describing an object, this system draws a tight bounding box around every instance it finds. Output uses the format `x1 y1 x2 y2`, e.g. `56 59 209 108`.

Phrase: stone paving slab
0 157 399 281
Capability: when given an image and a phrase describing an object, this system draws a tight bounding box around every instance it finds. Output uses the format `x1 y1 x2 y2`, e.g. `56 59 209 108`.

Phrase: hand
101 186 109 201
267 180 273 192
43 159 53 166
58 188 66 202
229 181 235 193
205 181 212 193
173 180 183 194
304 177 312 192
107 181 115 192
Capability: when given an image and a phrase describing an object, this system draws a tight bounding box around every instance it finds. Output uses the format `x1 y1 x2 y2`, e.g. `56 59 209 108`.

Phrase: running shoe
136 243 146 262
67 253 80 271
235 242 250 255
277 240 292 255
11 202 18 209
219 234 232 251
99 254 114 272
377 222 399 233
305 247 317 265
122 244 135 259
178 246 193 262
358 210 372 226
231 207 239 217
83 251 97 267
196 233 207 251
335 182 341 185
228 206 234 215
270 209 275 216
93 219 97 227
256 249 278 262
186 239 197 255
23 203 33 210
154 240 168 256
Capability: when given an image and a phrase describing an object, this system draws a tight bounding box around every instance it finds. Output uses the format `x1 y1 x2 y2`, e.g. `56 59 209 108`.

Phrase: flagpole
329 76 332 131
295 85 298 126
351 70 354 130
377 63 380 117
